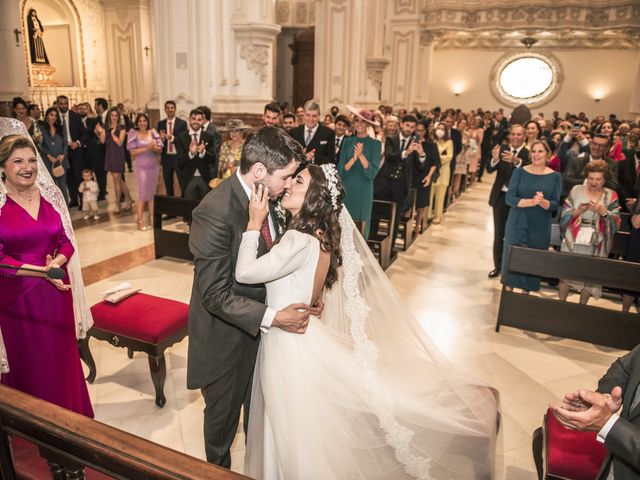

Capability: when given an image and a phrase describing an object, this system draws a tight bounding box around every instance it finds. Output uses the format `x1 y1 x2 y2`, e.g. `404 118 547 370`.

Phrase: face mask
435 130 445 139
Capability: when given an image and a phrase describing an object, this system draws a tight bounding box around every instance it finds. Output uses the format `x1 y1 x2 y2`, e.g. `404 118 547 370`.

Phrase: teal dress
501 167 562 291
338 136 381 239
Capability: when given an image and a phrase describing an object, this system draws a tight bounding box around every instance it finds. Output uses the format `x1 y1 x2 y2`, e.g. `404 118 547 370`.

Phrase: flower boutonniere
274 200 288 237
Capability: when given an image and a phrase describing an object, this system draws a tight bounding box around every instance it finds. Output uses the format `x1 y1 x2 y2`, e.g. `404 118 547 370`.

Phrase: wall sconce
452 84 464 96
144 46 151 57
594 98 601 103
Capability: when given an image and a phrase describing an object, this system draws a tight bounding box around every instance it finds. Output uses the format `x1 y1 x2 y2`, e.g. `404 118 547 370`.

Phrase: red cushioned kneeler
537 408 608 480
10 436 112 480
78 293 188 408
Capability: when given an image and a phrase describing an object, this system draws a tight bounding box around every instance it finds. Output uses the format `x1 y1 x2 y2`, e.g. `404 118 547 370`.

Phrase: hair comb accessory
320 163 340 211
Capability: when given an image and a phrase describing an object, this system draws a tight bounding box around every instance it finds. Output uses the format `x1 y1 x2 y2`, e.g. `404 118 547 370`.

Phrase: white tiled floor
75 176 629 478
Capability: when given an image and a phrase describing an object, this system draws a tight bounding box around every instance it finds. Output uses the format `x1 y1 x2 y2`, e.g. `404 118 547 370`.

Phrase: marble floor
71 173 628 479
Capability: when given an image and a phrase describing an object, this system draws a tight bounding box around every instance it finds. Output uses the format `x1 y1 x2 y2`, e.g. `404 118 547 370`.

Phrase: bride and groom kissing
186 126 500 479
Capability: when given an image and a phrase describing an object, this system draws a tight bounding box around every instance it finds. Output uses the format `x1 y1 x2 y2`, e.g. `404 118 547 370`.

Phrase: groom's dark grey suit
187 173 271 468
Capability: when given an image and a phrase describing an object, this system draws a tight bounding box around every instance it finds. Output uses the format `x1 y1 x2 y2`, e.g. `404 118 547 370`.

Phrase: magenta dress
127 129 162 202
0 196 94 418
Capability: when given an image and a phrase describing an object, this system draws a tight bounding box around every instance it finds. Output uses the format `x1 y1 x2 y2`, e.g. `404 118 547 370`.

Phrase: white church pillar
0 0 29 106
629 49 640 116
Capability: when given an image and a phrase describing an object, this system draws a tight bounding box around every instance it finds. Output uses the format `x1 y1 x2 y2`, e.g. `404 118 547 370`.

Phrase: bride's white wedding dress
236 211 499 480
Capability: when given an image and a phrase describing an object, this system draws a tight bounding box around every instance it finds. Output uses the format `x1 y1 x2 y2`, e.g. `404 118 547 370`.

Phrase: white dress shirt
188 128 206 175
490 144 524 192
236 170 277 332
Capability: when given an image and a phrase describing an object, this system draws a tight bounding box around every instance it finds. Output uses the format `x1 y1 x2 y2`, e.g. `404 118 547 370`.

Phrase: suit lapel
230 175 268 255
625 370 640 420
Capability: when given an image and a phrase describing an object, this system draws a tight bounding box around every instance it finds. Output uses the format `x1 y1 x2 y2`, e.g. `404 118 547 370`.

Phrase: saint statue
27 9 50 65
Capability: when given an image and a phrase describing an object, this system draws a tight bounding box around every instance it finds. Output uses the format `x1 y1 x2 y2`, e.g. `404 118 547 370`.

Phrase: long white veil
0 117 93 373
318 208 500 478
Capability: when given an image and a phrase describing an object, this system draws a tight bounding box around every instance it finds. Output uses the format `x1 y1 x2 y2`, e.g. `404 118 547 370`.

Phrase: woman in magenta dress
0 129 93 417
127 113 162 231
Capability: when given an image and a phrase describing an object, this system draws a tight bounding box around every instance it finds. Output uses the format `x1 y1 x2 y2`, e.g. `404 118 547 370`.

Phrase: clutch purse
102 282 141 304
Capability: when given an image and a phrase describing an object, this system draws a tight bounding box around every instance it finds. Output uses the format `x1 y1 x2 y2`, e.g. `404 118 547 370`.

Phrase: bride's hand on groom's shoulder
247 183 270 231
272 303 311 334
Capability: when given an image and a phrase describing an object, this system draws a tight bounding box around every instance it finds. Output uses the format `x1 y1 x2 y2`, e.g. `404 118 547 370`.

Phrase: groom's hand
273 303 311 334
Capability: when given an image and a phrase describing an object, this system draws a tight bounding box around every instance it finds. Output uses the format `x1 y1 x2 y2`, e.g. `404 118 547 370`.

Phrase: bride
235 163 500 479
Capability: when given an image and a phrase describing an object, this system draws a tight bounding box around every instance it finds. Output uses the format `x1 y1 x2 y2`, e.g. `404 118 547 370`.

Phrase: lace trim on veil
339 209 431 479
0 118 93 374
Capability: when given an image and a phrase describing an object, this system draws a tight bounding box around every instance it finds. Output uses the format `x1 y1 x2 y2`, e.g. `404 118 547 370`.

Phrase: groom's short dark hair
240 126 305 174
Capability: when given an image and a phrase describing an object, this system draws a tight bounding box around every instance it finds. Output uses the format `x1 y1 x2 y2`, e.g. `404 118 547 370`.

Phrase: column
0 0 29 107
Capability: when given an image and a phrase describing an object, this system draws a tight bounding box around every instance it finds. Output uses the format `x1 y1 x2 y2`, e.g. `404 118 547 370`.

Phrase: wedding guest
282 113 296 132
428 122 453 224
263 103 281 127
559 160 621 304
466 116 483 186
57 95 85 208
218 119 250 179
97 107 132 213
323 114 335 129
412 119 439 236
622 195 640 312
38 107 69 204
501 140 562 292
127 113 162 231
333 115 350 161
524 120 542 148
157 100 187 197
295 105 305 126
290 101 336 166
0 133 93 418
27 103 41 122
338 106 382 239
13 97 41 148
452 117 469 200
78 169 100 220
176 109 217 201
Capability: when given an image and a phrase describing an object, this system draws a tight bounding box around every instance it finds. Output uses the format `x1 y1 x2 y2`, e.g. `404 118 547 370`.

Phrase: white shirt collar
188 128 201 137
236 169 252 200
305 123 319 137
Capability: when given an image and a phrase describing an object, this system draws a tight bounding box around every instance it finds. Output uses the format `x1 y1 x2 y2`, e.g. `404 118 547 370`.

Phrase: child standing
79 169 100 220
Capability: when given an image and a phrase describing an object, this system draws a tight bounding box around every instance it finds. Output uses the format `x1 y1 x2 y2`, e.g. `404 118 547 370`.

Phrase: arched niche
21 0 86 87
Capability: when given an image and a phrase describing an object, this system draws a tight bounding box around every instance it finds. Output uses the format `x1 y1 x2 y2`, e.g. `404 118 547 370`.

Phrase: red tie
260 217 273 251
168 120 175 154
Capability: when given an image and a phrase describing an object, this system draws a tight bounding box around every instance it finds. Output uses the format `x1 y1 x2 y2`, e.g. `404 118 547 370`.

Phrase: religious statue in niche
27 9 50 65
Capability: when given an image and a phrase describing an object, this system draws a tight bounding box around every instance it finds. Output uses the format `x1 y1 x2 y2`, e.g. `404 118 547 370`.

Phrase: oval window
491 53 561 108
499 57 553 99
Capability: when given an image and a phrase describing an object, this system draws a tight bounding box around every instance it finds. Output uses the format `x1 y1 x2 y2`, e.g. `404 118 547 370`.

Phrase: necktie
305 128 313 146
168 120 175 154
401 138 407 151
192 133 198 145
260 217 273 251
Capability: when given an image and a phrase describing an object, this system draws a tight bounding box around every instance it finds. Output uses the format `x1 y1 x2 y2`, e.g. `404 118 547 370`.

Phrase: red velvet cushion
90 293 188 344
12 436 112 480
546 407 608 480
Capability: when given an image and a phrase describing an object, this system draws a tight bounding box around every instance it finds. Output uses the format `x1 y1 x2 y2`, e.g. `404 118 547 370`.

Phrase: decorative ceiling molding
420 1 640 49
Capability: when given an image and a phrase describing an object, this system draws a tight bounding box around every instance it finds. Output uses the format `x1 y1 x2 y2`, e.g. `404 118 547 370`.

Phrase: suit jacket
618 149 639 205
450 128 463 179
487 145 531 207
290 124 336 165
563 154 619 196
204 121 222 159
176 130 217 186
186 175 268 389
335 134 349 163
596 344 640 479
157 117 188 165
374 134 416 195
59 110 85 143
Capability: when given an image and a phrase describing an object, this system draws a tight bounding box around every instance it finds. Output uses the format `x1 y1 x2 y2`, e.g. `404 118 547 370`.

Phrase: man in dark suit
175 109 217 201
290 101 336 165
374 114 420 249
487 124 530 278
262 102 281 127
563 134 619 196
157 100 188 197
187 126 313 468
552 344 640 479
57 95 86 207
334 114 350 163
198 105 222 161
444 114 462 203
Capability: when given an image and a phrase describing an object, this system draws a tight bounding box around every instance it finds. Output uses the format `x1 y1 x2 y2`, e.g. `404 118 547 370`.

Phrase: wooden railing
496 246 640 350
0 384 251 480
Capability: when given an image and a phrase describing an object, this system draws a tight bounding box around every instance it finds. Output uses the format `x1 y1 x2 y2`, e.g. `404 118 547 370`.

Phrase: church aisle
76 176 625 479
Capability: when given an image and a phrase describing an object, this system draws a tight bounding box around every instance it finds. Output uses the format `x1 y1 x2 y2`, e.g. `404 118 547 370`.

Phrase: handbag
574 224 595 246
51 161 65 178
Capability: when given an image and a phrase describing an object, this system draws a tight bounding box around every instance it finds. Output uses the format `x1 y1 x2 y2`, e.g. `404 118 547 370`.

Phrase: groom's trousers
201 353 256 468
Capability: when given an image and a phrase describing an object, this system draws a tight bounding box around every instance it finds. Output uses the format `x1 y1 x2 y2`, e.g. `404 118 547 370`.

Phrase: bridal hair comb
320 163 340 211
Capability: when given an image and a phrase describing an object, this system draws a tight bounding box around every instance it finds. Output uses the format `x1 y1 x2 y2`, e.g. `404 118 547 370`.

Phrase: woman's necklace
8 186 35 203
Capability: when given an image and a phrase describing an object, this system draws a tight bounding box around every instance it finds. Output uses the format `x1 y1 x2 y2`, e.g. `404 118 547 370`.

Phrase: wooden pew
496 246 640 350
153 195 200 261
0 384 250 480
396 189 417 251
367 200 397 270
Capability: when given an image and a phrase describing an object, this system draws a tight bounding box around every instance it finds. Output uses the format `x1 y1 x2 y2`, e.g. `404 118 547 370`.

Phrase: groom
187 126 311 468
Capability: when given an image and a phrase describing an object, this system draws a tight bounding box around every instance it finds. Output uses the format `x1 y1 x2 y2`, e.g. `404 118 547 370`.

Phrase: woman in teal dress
501 140 562 292
338 106 381 239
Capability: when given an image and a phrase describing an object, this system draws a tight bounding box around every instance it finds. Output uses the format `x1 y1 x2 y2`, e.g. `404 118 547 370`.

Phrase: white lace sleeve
236 229 312 284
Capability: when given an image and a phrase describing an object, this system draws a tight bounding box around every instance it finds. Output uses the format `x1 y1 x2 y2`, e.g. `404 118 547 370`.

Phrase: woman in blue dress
338 106 381 239
501 139 562 292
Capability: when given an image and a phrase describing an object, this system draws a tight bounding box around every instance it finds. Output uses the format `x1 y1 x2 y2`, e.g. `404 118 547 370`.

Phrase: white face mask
435 130 445 139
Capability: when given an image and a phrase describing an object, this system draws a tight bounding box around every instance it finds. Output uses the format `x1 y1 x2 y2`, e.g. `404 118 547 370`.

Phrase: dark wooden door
292 28 314 107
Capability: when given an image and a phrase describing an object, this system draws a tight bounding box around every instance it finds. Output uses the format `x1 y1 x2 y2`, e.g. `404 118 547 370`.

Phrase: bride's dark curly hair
288 164 345 289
